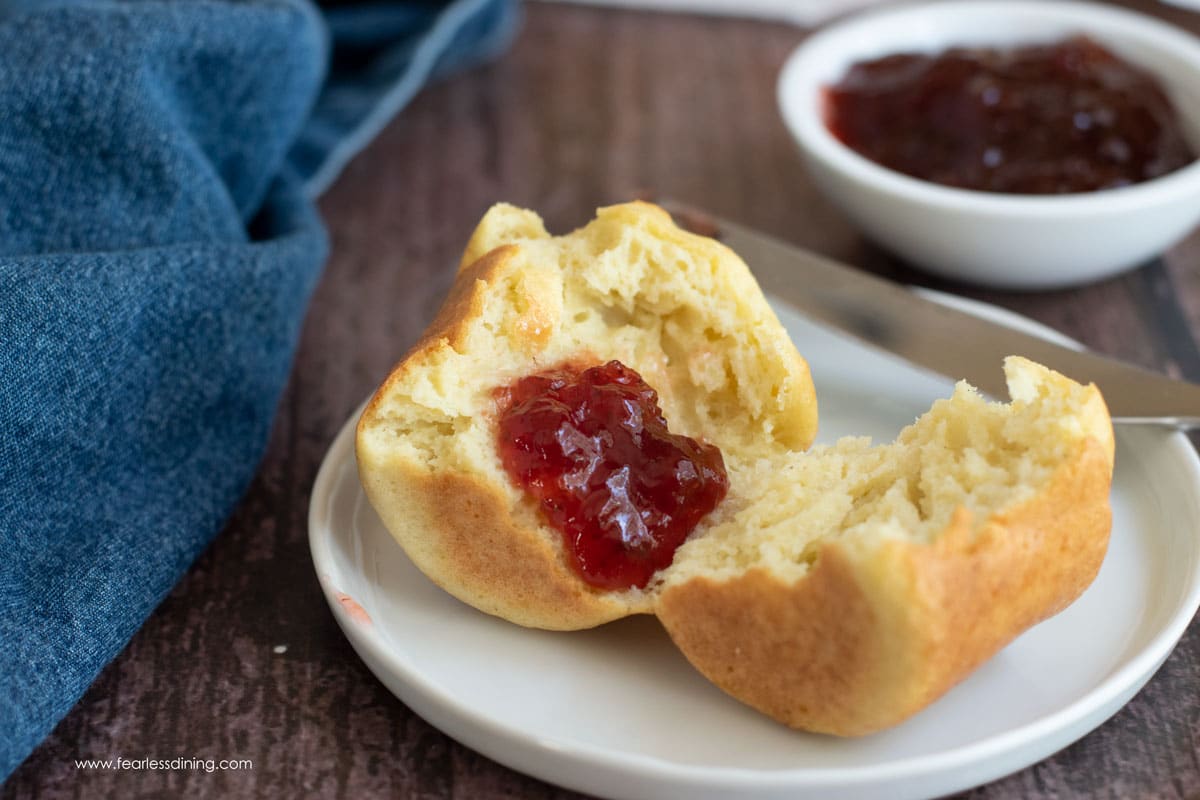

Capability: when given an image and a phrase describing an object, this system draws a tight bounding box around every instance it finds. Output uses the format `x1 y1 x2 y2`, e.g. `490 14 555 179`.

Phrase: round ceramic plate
308 293 1200 800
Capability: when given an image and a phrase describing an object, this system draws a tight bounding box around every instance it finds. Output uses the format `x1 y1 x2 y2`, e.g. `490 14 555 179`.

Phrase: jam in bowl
778 1 1200 289
824 36 1195 195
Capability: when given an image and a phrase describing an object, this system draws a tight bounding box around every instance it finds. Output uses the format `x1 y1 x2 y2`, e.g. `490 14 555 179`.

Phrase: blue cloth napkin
0 0 517 780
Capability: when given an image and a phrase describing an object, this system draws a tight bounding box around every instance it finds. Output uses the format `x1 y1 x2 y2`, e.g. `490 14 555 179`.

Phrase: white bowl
777 0 1200 289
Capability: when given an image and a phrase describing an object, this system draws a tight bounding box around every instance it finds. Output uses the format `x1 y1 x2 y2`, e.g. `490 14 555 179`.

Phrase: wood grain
4 1 1200 798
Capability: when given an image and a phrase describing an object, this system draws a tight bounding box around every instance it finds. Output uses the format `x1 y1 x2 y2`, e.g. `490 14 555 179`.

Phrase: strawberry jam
825 37 1195 194
495 360 728 590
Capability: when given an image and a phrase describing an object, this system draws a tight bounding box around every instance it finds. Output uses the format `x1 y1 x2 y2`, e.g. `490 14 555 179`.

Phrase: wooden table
6 1 1200 797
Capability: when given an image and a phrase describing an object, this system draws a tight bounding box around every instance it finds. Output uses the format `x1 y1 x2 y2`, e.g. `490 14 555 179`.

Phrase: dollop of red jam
824 36 1196 194
495 360 729 590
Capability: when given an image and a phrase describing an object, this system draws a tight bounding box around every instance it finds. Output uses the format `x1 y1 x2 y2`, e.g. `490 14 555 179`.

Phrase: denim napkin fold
0 0 517 780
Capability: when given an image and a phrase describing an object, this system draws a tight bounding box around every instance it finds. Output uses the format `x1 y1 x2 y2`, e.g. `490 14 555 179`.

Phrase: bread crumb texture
665 357 1112 585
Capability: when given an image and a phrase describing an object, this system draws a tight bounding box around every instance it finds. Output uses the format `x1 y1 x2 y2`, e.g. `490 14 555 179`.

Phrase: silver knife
662 202 1200 427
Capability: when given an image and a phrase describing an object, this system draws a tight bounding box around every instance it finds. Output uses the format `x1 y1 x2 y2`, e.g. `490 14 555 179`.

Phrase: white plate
309 293 1200 800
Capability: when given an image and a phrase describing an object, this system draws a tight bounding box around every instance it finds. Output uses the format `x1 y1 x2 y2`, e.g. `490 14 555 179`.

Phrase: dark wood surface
6 1 1200 797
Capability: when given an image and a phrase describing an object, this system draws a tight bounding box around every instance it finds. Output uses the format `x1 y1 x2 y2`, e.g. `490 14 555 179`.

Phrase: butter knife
663 202 1200 427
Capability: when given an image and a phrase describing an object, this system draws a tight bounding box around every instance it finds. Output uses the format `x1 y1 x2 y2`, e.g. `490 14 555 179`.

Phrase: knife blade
662 202 1200 426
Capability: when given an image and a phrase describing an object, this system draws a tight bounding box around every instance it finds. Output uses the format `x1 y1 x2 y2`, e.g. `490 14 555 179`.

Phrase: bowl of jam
778 0 1200 289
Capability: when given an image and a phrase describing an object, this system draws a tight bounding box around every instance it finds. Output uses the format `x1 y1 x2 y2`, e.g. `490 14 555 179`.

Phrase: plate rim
308 292 1200 796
